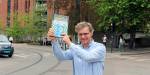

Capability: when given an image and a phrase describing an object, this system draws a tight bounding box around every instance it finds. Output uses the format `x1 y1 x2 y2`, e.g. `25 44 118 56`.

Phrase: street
0 44 150 75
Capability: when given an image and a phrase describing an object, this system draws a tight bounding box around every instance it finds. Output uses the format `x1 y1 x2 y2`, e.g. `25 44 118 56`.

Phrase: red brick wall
10 0 35 27
0 0 8 30
29 0 36 13
0 0 36 29
47 0 53 27
0 0 72 30
10 0 14 27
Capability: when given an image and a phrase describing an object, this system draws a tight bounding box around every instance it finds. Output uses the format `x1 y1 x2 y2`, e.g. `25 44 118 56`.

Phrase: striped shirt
52 40 106 75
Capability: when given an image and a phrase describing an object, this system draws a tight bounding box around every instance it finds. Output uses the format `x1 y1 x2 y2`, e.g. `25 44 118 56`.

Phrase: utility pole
52 0 55 16
76 0 80 22
111 21 115 53
110 23 113 53
75 0 80 44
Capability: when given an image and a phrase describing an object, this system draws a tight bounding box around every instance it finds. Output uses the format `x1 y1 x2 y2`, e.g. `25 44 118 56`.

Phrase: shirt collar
81 39 94 48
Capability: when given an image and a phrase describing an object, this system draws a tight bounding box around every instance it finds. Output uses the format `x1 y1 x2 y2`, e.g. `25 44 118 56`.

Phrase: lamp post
110 23 113 53
52 0 55 15
72 0 80 44
76 0 80 22
111 21 115 53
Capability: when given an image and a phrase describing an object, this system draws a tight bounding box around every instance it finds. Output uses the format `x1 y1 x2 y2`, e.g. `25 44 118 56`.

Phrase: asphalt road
0 44 61 75
0 44 150 75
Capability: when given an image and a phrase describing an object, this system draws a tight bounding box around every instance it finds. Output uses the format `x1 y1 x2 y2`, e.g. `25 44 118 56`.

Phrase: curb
120 51 150 55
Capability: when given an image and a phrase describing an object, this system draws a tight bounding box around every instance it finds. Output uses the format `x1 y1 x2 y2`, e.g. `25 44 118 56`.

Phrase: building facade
0 0 35 31
0 0 95 32
0 0 73 31
0 0 8 30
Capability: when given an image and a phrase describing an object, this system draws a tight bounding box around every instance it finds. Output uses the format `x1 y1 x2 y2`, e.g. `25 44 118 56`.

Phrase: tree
4 1 48 43
87 0 150 48
6 14 25 42
33 1 48 41
23 10 48 42
23 13 38 42
0 19 3 33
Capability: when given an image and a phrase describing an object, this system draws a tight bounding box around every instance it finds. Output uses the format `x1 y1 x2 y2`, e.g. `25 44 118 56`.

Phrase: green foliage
87 0 150 33
0 19 2 33
22 3 48 42
23 11 47 42
0 17 5 34
6 14 25 41
3 1 48 42
5 11 47 42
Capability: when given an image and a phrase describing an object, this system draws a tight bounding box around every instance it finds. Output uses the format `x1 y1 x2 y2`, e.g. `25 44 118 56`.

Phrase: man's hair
75 21 94 33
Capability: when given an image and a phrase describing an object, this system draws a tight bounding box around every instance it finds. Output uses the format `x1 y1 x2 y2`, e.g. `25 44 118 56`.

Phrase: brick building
0 0 35 31
0 0 96 32
0 0 73 31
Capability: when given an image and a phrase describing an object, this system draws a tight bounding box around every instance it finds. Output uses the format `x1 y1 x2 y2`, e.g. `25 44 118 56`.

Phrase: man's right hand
47 28 56 42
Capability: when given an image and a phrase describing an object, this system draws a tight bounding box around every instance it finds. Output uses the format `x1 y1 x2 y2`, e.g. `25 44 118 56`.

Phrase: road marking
14 54 30 58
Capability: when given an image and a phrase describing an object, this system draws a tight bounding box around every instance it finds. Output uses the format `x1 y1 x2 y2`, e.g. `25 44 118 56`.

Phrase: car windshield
0 35 9 42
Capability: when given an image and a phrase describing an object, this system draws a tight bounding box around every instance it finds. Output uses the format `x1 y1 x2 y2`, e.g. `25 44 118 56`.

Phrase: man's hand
47 28 56 42
61 33 71 47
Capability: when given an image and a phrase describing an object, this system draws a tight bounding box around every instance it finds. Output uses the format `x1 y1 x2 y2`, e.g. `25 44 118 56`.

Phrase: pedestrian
48 21 106 75
43 37 47 46
119 36 124 51
102 34 107 46
9 36 13 43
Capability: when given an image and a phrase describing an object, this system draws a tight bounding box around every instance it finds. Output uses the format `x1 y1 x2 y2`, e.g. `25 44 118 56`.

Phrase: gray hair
75 21 94 33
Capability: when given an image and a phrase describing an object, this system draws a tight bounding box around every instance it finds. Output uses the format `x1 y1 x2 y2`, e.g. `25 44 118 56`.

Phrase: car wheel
8 48 14 57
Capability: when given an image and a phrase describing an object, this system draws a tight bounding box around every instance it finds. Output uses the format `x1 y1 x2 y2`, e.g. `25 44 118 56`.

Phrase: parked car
0 35 14 57
123 33 150 48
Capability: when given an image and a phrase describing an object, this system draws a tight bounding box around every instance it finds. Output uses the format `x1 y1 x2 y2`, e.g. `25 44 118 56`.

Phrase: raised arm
52 41 73 60
47 28 73 61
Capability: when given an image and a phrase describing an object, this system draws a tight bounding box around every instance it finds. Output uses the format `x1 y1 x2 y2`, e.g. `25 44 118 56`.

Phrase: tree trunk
129 31 136 49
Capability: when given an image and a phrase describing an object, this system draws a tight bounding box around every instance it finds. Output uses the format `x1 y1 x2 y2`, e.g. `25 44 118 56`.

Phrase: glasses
78 33 89 36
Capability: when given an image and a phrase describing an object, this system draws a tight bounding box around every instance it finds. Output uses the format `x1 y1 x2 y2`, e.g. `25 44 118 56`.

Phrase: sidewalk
106 47 150 55
105 48 150 75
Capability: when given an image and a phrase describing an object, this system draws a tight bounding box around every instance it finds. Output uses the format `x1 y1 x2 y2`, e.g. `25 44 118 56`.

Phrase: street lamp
111 21 115 53
52 0 55 15
110 23 113 53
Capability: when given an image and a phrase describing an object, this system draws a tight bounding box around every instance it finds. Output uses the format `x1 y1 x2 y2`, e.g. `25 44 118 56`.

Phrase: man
102 35 107 46
9 36 13 43
43 37 47 46
48 22 106 75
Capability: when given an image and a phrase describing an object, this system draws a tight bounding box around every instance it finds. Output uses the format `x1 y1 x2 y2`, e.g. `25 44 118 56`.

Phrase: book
52 14 69 37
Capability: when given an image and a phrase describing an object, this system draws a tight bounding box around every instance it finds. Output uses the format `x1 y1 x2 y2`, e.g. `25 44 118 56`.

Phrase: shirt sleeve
70 43 106 63
52 41 73 60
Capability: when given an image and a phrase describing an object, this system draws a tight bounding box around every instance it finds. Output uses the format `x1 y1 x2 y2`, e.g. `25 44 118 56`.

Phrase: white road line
14 54 30 58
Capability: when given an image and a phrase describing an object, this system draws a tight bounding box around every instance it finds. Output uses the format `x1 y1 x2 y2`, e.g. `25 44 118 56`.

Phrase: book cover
52 14 69 37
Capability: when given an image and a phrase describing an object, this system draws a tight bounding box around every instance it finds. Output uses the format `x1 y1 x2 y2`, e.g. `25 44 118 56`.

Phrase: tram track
27 46 61 75
5 44 61 75
6 51 43 75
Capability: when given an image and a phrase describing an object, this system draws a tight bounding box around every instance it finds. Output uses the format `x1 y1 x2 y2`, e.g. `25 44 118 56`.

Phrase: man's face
78 27 93 46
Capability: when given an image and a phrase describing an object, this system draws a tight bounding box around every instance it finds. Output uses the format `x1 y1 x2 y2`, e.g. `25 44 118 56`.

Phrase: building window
25 0 30 13
14 0 18 13
7 0 11 27
8 0 11 16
